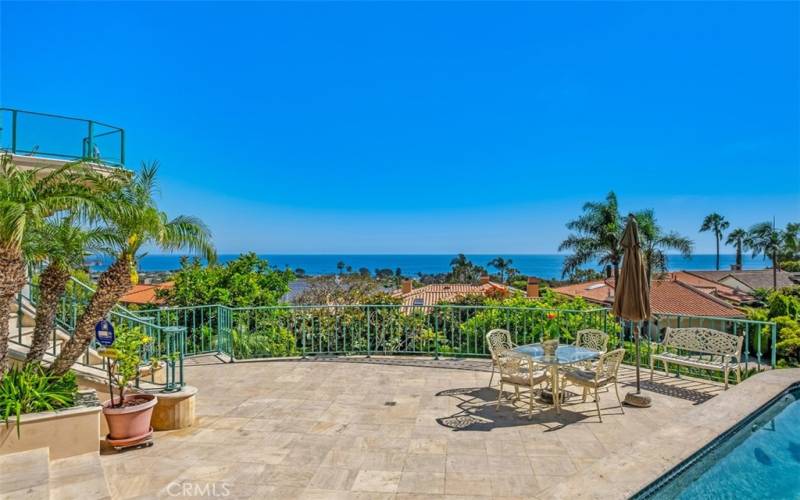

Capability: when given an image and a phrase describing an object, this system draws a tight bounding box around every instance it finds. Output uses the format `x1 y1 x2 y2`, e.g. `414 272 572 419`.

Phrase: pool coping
544 368 800 500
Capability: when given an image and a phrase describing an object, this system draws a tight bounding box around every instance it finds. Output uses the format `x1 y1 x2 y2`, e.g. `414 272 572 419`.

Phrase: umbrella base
624 392 652 408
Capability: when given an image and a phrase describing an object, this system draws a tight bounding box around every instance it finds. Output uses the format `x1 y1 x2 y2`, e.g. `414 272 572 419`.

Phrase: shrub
781 261 800 272
231 324 298 359
774 315 800 364
0 365 77 437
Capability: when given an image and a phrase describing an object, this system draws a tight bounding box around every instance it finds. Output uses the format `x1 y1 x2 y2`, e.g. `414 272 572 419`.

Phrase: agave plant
51 162 215 376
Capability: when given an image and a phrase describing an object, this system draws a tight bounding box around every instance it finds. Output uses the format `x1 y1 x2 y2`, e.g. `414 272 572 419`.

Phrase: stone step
10 326 103 365
49 452 111 500
0 448 50 499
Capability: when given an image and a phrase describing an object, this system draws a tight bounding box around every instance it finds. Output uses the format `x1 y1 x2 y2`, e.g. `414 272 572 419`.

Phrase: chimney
401 279 413 294
527 277 541 298
479 275 491 285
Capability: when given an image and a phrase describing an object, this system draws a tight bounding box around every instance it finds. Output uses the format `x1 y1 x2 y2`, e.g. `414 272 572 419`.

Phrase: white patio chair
561 348 626 422
486 329 515 387
495 351 549 418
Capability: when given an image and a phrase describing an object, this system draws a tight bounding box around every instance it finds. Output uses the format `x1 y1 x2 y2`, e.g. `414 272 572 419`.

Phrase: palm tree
744 221 783 290
488 256 513 283
726 228 747 270
449 253 476 283
781 222 800 263
634 210 693 282
0 156 107 374
700 213 729 270
559 192 624 283
24 216 104 364
50 162 216 375
336 260 346 274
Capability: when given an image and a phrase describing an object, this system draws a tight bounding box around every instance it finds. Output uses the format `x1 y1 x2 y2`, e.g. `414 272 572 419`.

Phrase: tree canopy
162 253 294 308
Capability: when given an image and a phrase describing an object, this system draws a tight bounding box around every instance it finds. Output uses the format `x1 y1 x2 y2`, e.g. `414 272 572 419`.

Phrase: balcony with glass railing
0 107 126 170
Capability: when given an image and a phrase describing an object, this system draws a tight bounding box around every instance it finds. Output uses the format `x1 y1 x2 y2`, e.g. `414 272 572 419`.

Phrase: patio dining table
513 343 601 414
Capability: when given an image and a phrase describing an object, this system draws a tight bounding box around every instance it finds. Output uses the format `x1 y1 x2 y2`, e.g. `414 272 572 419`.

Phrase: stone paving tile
100 357 722 499
350 470 402 493
397 471 446 494
403 453 446 473
444 472 494 496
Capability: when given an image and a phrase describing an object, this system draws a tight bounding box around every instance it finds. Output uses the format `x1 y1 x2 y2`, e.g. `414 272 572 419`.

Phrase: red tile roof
393 282 515 307
672 271 755 304
552 277 745 318
119 282 174 305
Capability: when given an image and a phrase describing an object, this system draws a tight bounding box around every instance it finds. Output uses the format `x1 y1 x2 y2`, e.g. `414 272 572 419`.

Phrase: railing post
216 306 222 355
16 292 22 343
366 305 371 358
179 327 185 387
11 109 17 154
771 322 777 368
86 121 94 159
120 128 125 165
434 307 440 360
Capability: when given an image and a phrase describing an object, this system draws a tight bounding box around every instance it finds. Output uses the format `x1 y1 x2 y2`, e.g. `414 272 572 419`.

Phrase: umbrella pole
623 321 652 407
634 323 641 394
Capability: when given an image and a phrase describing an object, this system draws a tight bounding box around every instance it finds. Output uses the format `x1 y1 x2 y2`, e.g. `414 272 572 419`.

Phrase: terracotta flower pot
103 394 158 441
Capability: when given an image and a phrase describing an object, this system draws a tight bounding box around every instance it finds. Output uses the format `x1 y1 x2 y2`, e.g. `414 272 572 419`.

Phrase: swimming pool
635 385 800 499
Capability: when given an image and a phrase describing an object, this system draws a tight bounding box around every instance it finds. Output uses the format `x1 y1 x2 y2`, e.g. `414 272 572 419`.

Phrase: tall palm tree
744 221 783 290
726 228 747 270
488 256 513 283
700 213 729 270
634 210 693 282
24 216 104 364
449 253 481 283
781 222 800 263
51 162 216 375
0 155 106 374
559 192 624 283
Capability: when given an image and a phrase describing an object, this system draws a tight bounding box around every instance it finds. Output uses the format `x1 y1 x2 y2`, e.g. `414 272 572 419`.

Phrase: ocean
88 254 768 280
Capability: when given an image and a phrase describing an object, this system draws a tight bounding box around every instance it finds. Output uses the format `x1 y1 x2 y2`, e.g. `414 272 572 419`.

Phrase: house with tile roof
552 276 745 318
119 282 174 306
667 271 757 306
392 276 537 309
688 269 800 293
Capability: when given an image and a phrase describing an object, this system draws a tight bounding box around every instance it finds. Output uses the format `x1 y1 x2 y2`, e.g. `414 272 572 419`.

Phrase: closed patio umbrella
612 214 652 407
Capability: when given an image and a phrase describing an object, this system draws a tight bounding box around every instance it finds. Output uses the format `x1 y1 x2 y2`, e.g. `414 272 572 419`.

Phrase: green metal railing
16 278 184 391
143 303 612 359
1 108 125 167
16 272 778 388
141 302 778 385
621 313 777 381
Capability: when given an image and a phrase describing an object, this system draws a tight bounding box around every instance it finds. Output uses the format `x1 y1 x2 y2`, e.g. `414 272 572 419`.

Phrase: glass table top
513 343 600 365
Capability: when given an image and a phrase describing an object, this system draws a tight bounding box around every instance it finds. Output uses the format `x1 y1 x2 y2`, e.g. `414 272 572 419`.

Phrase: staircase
0 448 111 500
11 277 183 391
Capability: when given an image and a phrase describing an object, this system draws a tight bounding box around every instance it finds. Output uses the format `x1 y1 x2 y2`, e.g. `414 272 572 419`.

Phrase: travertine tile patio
100 356 724 499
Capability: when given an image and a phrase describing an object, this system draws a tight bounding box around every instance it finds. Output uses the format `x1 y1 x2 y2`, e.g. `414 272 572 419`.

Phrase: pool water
640 387 800 499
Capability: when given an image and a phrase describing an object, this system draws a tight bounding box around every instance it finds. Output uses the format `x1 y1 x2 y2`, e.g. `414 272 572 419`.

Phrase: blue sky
2 1 798 254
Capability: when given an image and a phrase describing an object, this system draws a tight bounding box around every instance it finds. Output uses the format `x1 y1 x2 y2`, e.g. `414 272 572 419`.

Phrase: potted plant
542 312 560 356
100 323 159 447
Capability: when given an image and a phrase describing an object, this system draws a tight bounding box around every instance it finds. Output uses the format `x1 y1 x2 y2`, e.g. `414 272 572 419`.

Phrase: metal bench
650 327 743 389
